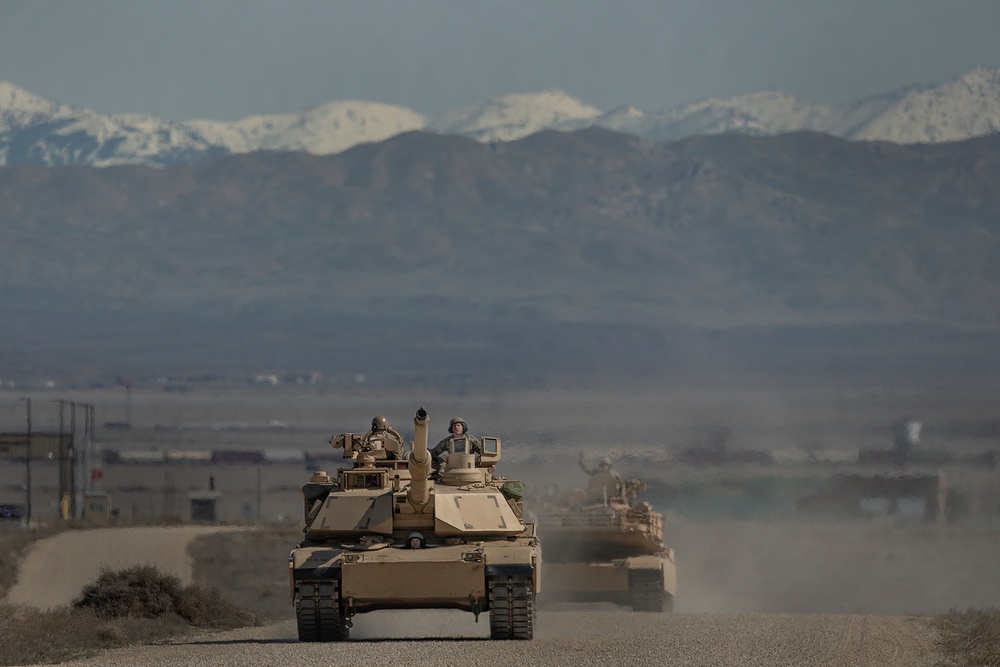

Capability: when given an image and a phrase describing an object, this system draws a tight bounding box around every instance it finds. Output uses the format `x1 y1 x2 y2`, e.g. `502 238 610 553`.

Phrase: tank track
296 581 350 641
488 573 535 639
629 569 666 612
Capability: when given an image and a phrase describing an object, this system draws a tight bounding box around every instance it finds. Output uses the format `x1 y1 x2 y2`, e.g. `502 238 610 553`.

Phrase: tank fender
290 548 345 582
485 564 535 578
626 553 676 596
292 565 342 582
625 554 665 571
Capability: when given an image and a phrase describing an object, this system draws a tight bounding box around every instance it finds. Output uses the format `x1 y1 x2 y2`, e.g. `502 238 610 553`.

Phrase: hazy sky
2 0 998 121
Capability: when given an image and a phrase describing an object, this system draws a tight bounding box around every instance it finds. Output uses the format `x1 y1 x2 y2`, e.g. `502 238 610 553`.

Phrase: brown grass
935 607 1000 667
187 525 302 621
0 603 191 665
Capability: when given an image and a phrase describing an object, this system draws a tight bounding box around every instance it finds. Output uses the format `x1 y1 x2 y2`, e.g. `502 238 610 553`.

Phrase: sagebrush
936 607 1000 667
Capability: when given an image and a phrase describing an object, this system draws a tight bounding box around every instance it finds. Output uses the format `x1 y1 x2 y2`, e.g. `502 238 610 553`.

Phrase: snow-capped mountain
426 89 601 142
842 67 1000 143
0 81 218 166
185 101 427 155
588 68 1000 143
589 90 840 141
1 68 998 167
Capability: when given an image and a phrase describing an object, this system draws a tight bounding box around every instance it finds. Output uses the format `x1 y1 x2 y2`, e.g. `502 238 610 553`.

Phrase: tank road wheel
629 569 666 612
488 574 534 640
296 581 349 641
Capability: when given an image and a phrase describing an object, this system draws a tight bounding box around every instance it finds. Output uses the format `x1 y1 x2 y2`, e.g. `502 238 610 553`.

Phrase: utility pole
256 464 263 523
90 403 97 492
71 402 85 519
51 399 76 521
18 397 32 527
53 399 66 518
79 403 95 495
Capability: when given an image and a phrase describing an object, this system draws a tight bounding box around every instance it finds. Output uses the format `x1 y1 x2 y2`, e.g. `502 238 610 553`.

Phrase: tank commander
578 452 624 502
431 417 482 468
361 415 405 460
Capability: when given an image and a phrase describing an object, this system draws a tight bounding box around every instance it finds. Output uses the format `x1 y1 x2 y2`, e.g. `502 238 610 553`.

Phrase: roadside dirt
5 525 240 609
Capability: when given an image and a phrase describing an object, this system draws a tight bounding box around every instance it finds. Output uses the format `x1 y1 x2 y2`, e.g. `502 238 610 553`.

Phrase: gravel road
5 525 948 666
36 608 942 667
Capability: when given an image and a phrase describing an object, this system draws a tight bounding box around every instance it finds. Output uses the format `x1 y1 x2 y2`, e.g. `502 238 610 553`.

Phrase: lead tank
530 455 676 611
288 408 540 641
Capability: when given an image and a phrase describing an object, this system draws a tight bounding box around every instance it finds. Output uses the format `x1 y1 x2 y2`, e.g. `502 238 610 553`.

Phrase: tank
529 455 676 612
288 408 540 641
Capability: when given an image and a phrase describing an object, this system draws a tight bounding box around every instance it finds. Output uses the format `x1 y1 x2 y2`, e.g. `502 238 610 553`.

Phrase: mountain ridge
3 128 998 323
2 68 999 167
2 127 999 384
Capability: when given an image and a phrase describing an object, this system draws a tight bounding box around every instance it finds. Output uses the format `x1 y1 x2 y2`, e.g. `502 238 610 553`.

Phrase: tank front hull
290 541 537 613
343 549 487 612
539 552 676 612
538 527 664 562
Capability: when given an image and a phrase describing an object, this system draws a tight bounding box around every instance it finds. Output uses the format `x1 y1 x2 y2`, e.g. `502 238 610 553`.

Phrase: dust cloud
668 518 1000 615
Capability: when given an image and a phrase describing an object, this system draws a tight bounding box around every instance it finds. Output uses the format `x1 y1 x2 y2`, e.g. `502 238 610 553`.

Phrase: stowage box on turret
530 454 676 612
288 408 540 641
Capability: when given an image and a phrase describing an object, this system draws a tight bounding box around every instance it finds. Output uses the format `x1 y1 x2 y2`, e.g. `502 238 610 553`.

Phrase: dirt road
6 526 238 609
36 609 943 667
5 526 947 666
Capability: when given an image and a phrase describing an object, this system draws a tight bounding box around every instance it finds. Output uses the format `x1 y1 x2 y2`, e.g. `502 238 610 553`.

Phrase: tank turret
289 407 540 641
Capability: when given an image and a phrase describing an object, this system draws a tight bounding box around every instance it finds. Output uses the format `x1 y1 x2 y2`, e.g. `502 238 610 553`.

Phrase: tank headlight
462 552 484 562
343 553 363 563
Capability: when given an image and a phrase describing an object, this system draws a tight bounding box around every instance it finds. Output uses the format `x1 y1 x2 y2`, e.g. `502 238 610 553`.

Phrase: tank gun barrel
407 407 432 510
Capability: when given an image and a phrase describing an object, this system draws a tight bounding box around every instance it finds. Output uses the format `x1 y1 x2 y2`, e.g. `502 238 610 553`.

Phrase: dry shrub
73 564 181 619
936 607 1000 667
94 621 128 643
174 583 258 628
72 564 258 628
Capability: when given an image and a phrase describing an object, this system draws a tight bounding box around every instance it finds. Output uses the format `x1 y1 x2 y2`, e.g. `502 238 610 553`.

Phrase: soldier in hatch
578 451 625 502
361 415 405 460
431 417 482 468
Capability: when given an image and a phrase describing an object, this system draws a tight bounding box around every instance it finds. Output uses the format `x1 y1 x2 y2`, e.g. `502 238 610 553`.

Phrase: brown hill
1 128 998 386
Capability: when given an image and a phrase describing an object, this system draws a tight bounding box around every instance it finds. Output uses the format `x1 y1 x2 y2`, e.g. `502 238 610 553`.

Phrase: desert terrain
2 384 998 664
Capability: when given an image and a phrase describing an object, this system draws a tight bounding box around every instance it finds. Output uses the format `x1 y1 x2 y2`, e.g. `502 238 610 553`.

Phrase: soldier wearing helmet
578 451 624 502
361 415 404 460
431 417 482 468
